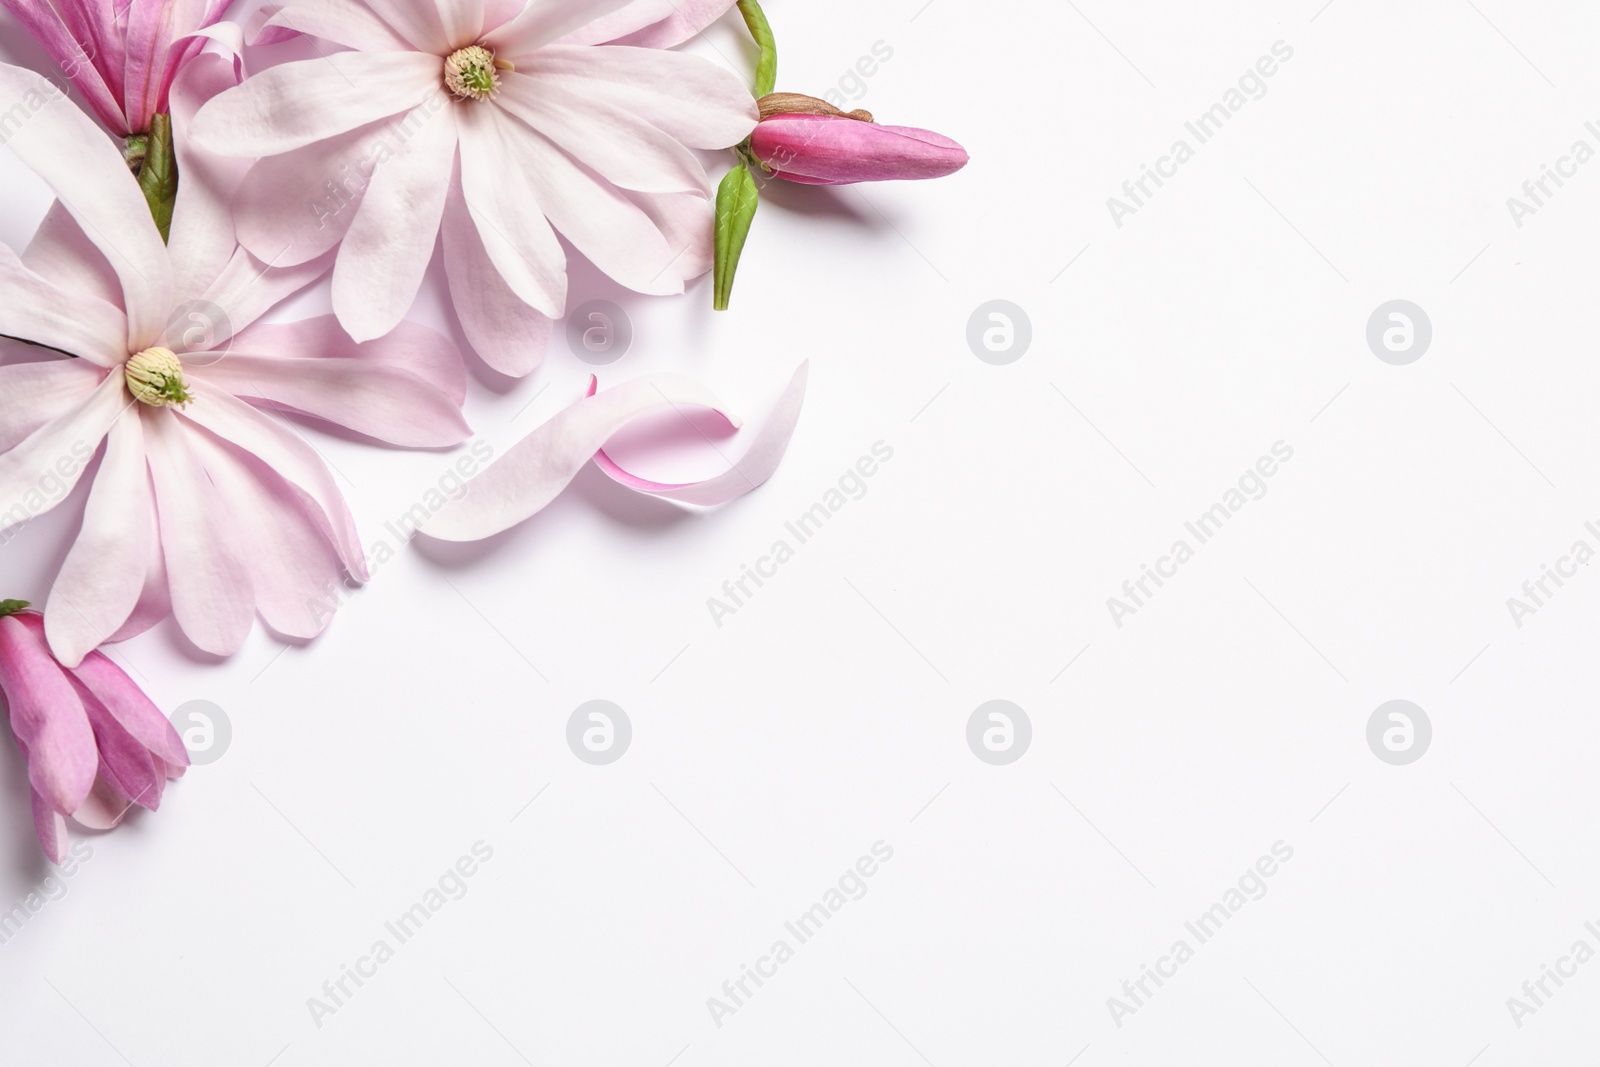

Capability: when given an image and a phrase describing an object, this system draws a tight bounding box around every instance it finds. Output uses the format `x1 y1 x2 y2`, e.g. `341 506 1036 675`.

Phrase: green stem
736 0 777 98
135 113 178 243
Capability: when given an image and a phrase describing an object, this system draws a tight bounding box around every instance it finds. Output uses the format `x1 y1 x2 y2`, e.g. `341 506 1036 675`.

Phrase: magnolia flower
749 94 969 185
191 0 759 376
0 0 230 138
0 58 471 662
0 603 188 863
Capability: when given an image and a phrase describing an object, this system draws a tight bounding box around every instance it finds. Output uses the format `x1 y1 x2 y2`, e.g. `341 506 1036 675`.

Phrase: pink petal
182 429 346 641
67 648 188 768
122 0 229 132
226 316 467 404
484 0 638 56
22 202 124 312
523 45 757 150
0 375 124 538
482 109 684 296
0 243 128 367
441 176 551 377
331 102 458 342
360 0 450 52
0 360 106 453
191 51 439 157
0 1 128 133
0 616 97 815
177 384 368 581
627 189 714 282
31 786 71 861
565 0 734 47
143 409 256 657
421 365 808 541
455 104 567 318
190 247 337 346
750 116 970 184
229 118 403 267
78 692 163 812
0 65 173 346
594 361 808 504
436 0 485 49
168 53 252 307
45 415 155 668
497 72 710 196
258 0 413 51
189 352 470 448
71 776 136 831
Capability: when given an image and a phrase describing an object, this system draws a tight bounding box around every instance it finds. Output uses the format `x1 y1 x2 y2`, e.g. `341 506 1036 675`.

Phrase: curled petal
420 363 808 541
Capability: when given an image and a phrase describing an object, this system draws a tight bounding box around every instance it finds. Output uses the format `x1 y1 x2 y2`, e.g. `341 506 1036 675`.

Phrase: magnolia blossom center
124 347 191 408
445 45 501 101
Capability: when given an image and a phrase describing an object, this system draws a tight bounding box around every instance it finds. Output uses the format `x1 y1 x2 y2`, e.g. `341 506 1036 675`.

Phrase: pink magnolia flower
0 58 471 663
750 111 969 186
0 0 230 137
190 0 759 376
0 605 188 863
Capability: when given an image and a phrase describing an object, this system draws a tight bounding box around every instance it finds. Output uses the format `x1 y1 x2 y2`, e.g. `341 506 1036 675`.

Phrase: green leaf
137 112 178 244
0 600 30 618
737 0 778 98
714 163 760 311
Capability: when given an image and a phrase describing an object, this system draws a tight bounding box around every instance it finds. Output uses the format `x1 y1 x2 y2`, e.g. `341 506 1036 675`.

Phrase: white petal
441 177 551 377
0 243 128 366
0 375 124 538
484 0 639 56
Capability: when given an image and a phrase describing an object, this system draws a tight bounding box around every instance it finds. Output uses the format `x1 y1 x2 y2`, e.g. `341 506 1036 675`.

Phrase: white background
3 0 1600 1063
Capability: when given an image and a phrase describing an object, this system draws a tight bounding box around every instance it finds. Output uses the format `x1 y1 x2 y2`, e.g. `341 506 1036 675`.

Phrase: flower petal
330 102 457 341
143 409 256 656
421 367 805 540
191 51 439 157
455 104 567 317
0 375 124 538
482 108 683 295
496 71 709 196
168 52 253 308
68 650 188 768
0 64 173 346
229 117 407 267
260 0 414 51
565 0 733 47
45 415 155 668
190 247 336 347
22 201 124 312
0 2 127 132
521 44 757 149
440 176 551 377
190 352 470 449
177 384 368 581
484 0 639 56
594 361 808 504
78 693 163 812
31 787 70 863
225 315 467 404
360 0 450 52
0 360 106 453
0 242 128 366
0 616 97 815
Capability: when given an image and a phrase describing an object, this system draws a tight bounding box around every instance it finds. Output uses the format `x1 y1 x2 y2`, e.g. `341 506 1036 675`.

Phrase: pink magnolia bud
749 94 968 186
